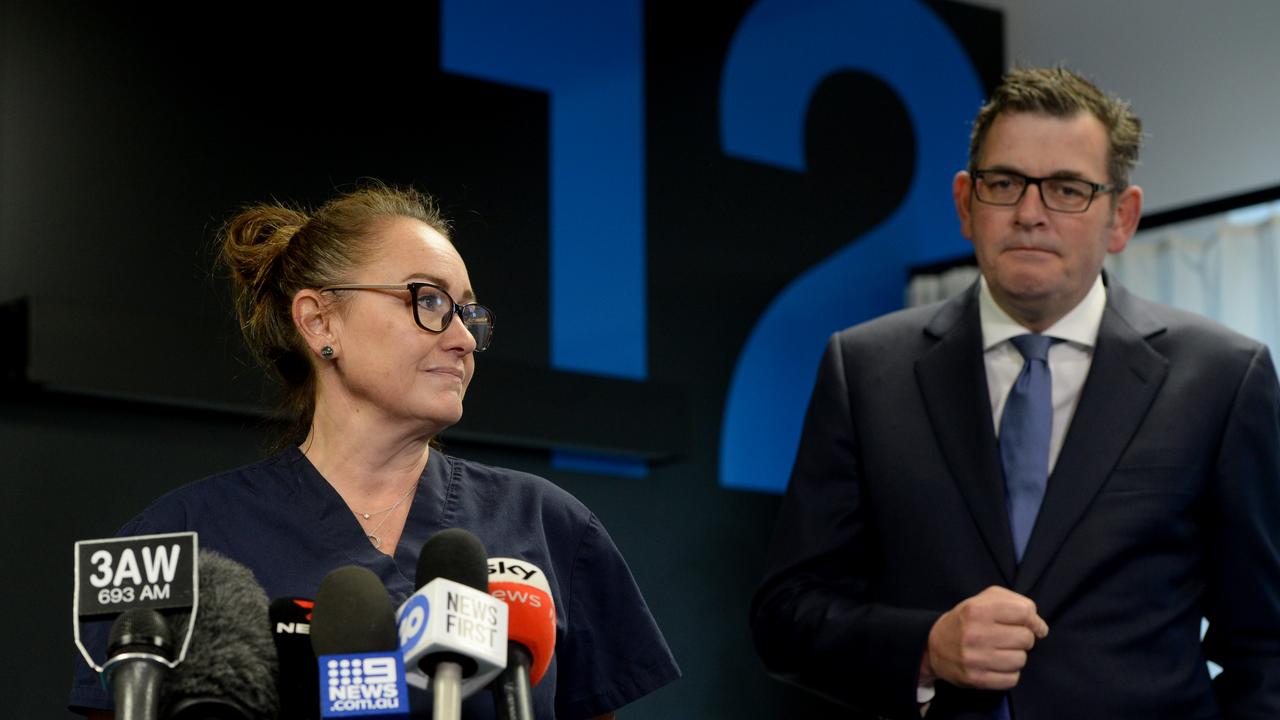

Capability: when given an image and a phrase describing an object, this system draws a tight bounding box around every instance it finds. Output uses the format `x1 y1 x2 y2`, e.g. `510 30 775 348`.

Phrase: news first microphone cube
396 577 508 698
317 651 409 718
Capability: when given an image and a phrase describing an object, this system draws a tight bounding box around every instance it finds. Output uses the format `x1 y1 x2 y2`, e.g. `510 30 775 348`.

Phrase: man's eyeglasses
320 282 495 352
971 170 1115 213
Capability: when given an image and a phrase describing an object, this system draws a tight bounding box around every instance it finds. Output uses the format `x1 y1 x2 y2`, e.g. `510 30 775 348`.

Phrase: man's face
953 111 1142 330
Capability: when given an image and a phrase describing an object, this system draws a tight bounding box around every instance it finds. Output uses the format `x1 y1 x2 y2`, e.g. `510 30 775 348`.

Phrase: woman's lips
426 367 465 382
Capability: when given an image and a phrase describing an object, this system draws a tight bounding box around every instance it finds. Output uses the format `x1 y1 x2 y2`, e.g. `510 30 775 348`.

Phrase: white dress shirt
979 274 1107 472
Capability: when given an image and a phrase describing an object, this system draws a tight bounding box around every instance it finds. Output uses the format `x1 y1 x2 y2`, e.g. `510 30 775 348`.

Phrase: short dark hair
969 66 1143 188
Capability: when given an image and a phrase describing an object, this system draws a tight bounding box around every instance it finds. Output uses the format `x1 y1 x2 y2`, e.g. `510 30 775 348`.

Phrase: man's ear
953 170 975 241
1107 184 1144 254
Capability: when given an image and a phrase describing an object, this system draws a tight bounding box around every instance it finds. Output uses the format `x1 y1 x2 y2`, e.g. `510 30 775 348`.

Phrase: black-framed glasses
971 169 1115 213
320 282 495 352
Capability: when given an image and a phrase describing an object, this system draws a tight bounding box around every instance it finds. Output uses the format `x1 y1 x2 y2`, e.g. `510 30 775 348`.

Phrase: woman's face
326 216 478 434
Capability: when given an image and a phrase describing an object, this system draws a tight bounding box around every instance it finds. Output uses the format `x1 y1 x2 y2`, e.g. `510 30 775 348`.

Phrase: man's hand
920 586 1049 690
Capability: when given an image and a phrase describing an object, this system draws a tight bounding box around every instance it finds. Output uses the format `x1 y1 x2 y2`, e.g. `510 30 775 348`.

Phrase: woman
70 183 680 718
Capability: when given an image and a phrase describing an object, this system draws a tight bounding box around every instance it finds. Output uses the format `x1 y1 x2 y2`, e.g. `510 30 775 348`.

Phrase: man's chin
992 271 1056 303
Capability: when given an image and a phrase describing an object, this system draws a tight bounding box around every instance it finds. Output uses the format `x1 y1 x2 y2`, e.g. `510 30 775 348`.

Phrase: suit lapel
1014 282 1169 595
916 286 1017 584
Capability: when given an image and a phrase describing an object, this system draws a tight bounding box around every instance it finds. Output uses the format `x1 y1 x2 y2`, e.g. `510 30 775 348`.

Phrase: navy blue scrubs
70 447 680 718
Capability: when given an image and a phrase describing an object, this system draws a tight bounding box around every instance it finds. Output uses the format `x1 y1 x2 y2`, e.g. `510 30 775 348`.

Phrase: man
751 67 1280 719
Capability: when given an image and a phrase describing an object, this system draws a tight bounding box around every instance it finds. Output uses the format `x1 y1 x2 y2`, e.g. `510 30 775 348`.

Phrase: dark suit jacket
751 278 1280 719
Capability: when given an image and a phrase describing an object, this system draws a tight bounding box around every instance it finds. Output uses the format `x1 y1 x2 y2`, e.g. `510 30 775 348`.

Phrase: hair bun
221 205 310 292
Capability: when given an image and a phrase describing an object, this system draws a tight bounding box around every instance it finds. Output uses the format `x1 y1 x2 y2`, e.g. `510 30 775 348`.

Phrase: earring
320 345 335 359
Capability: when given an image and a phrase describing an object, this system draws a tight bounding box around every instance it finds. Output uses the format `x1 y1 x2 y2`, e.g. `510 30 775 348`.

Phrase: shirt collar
978 273 1106 351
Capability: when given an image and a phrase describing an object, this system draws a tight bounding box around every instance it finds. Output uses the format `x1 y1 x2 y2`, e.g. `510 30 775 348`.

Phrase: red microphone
487 558 556 720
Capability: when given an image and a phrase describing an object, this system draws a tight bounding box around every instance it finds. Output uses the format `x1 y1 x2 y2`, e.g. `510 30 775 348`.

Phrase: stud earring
320 345 335 359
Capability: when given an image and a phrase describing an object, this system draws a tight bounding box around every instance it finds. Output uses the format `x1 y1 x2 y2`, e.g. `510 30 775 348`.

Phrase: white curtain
905 264 980 308
1107 203 1280 355
1106 208 1280 683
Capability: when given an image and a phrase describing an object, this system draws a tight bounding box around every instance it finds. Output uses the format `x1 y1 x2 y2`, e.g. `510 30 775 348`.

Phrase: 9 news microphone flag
311 566 408 719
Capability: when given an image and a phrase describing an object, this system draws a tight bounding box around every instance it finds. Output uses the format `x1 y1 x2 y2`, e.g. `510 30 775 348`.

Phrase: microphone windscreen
162 549 279 720
488 558 556 687
309 566 398 656
109 607 173 659
414 528 488 591
270 597 318 720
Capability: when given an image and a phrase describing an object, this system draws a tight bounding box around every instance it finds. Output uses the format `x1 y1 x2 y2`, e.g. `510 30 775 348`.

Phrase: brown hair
969 66 1143 188
220 181 451 448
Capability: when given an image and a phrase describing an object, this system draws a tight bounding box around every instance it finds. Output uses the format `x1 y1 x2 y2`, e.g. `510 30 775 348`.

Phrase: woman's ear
292 289 339 359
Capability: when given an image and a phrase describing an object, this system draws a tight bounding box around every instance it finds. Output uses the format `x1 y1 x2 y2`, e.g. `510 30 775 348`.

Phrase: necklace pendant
368 534 381 549
362 512 371 519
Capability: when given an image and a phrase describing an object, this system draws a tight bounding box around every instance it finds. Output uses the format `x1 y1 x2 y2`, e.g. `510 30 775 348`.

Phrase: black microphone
411 528 493 720
311 567 400 654
104 608 173 720
417 529 490 593
161 550 279 720
270 597 318 720
310 566 408 718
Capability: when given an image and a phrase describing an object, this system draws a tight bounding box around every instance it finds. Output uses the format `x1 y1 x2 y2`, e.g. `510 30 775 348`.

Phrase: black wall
0 1 1001 716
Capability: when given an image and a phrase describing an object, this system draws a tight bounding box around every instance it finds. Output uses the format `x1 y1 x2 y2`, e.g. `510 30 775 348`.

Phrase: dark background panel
0 1 1001 717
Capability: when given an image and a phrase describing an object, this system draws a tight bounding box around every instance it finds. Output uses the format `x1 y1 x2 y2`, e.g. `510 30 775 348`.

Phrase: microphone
270 597 318 720
73 531 198 679
310 565 409 718
487 558 556 720
103 608 173 720
396 529 508 720
161 549 279 720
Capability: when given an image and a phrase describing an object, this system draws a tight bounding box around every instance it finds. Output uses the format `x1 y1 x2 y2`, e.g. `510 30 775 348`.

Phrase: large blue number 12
441 1 985 491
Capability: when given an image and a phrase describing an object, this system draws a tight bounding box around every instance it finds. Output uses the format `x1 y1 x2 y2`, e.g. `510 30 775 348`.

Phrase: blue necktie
995 335 1055 720
1000 334 1055 564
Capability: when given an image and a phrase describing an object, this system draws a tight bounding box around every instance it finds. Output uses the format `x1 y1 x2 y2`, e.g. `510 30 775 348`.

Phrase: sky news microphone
310 565 409 719
487 558 556 720
397 528 508 720
270 597 318 720
103 607 173 720
161 550 279 720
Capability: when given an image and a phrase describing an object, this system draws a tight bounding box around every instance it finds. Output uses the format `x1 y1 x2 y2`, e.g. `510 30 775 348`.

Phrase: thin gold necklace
355 482 416 520
355 482 416 550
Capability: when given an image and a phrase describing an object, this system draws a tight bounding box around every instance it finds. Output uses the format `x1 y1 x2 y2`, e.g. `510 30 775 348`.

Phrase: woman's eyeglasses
320 282 495 352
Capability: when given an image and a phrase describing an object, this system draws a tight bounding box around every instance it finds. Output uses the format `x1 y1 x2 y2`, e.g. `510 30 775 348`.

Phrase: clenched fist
920 586 1049 690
